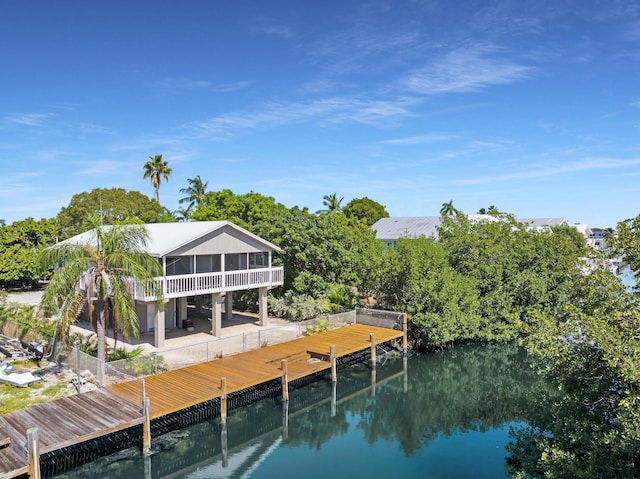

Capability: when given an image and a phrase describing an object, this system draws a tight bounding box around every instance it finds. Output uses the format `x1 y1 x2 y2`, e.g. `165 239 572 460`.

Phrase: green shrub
268 291 328 321
324 283 357 312
304 318 331 335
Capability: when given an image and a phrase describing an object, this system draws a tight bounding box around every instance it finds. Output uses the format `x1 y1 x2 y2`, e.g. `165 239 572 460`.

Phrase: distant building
372 214 499 250
374 215 607 251
372 216 441 250
518 217 572 231
587 227 609 250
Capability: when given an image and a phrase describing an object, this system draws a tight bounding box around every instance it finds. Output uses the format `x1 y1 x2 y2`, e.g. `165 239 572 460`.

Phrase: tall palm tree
440 200 459 217
316 193 344 215
143 154 172 205
40 216 163 384
179 175 209 215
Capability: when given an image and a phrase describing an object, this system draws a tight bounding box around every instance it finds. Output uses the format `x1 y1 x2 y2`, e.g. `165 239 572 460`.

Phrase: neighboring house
63 221 284 347
519 217 599 245
372 215 501 249
372 216 441 250
518 217 572 231
587 227 609 250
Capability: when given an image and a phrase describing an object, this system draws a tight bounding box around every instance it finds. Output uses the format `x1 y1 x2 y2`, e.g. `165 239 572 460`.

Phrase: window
196 255 221 273
225 253 247 271
249 252 268 269
166 257 192 276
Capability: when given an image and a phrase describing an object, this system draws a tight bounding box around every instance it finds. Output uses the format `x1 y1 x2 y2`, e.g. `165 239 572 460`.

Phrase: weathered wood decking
0 323 403 478
0 390 143 478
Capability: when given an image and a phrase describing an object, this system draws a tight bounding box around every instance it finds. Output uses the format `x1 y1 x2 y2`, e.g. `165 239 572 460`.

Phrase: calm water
54 343 547 479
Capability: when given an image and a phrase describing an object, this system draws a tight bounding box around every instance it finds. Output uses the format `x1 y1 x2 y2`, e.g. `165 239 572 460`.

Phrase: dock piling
27 427 41 479
370 332 376 365
281 359 289 401
402 313 408 353
330 344 337 383
220 377 228 424
142 397 151 456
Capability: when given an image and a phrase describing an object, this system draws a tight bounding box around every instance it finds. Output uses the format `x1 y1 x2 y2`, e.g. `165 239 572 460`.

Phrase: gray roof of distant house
372 216 442 241
518 218 570 228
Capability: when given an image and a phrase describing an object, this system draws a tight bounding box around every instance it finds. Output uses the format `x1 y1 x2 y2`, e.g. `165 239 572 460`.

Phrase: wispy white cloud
459 157 640 185
258 24 295 39
382 133 458 145
76 123 115 135
73 160 133 177
250 15 296 39
401 45 533 95
188 96 416 139
4 113 53 127
631 99 640 108
153 78 250 92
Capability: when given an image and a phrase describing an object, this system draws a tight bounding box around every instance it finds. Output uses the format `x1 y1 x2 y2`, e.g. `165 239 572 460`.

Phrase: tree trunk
96 299 106 387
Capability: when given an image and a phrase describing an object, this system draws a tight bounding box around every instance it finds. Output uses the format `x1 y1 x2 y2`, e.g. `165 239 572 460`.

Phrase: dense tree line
3 181 640 474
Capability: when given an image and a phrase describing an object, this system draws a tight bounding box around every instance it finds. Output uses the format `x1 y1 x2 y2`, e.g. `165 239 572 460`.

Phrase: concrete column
177 296 188 322
211 293 223 337
166 298 176 329
154 303 166 348
224 292 233 321
258 287 269 327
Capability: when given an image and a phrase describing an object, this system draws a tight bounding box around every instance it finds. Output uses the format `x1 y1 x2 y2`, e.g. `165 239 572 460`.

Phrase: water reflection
54 343 548 479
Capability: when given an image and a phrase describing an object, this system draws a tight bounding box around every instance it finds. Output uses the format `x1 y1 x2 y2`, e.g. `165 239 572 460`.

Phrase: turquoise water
54 343 545 478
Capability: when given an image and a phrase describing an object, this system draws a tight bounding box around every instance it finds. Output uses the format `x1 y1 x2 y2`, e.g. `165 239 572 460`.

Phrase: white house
587 227 609 250
63 221 284 347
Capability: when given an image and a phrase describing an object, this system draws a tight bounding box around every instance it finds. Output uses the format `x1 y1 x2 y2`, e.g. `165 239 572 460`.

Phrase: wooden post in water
27 428 40 479
331 381 337 417
220 377 228 425
330 344 337 383
402 313 408 353
144 456 152 479
403 354 408 393
281 359 289 401
282 399 289 440
370 332 376 365
221 423 228 468
142 397 151 456
371 367 377 398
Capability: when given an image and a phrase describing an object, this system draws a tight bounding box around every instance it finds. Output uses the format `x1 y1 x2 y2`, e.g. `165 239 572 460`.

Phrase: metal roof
372 216 442 241
518 218 571 228
57 221 281 257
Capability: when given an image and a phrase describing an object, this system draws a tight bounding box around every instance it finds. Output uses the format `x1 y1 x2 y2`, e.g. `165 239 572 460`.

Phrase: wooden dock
0 323 403 478
0 390 144 478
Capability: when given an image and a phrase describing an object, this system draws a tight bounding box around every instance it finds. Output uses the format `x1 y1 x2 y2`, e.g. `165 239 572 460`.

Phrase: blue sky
1 0 639 227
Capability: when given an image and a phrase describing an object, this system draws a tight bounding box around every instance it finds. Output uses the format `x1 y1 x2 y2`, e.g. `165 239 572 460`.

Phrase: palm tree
440 200 458 217
174 205 193 222
316 193 344 215
179 175 209 216
143 154 172 205
40 216 163 384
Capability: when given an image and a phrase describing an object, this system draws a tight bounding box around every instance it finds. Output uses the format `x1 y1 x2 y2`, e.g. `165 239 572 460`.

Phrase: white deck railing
131 266 284 301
